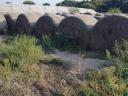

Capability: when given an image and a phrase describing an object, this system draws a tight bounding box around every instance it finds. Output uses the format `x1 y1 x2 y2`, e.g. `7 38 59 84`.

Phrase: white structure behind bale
94 13 104 20
90 15 128 50
0 15 7 34
57 15 97 49
23 13 43 28
34 13 64 38
15 14 30 34
4 14 19 34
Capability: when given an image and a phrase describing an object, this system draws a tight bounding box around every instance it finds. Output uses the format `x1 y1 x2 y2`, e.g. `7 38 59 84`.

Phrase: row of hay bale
1 12 128 51
57 14 97 49
3 13 43 35
57 14 128 51
91 15 128 50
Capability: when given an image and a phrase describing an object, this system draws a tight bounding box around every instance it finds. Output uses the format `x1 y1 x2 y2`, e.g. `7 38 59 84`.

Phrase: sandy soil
50 49 107 73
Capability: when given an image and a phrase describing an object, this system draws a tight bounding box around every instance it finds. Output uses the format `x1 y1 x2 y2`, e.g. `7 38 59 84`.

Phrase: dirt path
50 49 107 73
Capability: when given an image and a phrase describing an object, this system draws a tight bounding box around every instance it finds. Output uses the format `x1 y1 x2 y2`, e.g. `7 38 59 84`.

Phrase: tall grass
0 35 43 70
0 35 44 94
78 40 128 96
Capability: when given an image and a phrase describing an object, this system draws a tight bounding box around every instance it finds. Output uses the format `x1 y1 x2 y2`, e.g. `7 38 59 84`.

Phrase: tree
82 2 96 9
43 3 50 6
23 0 35 5
5 2 12 3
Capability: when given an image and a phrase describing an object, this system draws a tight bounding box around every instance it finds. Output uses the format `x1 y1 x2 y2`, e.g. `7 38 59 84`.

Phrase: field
0 7 128 96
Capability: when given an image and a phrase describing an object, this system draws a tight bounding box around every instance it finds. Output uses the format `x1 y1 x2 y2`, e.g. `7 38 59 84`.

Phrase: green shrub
82 2 96 10
107 8 122 14
53 34 82 53
106 40 128 65
68 7 80 14
80 40 128 96
49 58 64 65
0 35 43 93
0 35 43 71
23 0 35 5
43 3 50 6
83 66 127 96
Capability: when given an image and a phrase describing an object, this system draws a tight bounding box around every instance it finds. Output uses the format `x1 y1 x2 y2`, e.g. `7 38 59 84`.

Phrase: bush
23 0 35 5
106 40 128 65
68 7 80 14
43 3 50 6
82 66 128 96
0 35 43 71
0 35 43 93
82 2 96 10
107 8 122 14
79 40 128 96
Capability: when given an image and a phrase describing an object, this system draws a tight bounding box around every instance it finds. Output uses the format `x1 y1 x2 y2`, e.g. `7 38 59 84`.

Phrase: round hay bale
4 14 19 34
15 14 30 34
57 14 97 49
0 15 7 34
33 13 64 38
90 15 128 50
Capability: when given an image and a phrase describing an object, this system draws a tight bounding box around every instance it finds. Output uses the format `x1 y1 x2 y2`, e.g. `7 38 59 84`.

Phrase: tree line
56 0 128 13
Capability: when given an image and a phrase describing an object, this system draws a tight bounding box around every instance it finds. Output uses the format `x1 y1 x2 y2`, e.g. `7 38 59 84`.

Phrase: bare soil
50 49 107 73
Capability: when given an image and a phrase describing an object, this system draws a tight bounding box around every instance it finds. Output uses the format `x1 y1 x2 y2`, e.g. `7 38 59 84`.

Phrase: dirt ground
50 49 107 74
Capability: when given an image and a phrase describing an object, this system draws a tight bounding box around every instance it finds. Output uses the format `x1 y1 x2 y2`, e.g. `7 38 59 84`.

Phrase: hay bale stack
0 15 7 34
90 15 128 50
15 14 30 34
57 14 97 48
4 14 19 34
33 13 64 38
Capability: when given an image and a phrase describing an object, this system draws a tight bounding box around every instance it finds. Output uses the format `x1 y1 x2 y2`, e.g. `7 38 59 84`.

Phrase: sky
0 0 65 5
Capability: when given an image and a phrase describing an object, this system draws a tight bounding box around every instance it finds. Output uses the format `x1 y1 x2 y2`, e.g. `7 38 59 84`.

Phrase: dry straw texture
33 13 64 38
0 15 7 34
90 15 128 50
57 14 97 48
15 14 30 34
4 14 19 34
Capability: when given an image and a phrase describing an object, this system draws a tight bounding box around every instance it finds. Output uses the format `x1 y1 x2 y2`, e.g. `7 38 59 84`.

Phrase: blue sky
0 0 64 5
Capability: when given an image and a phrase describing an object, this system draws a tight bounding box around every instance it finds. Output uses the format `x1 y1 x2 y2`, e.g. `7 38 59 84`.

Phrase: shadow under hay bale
4 14 18 34
90 15 128 50
33 13 64 38
0 15 7 34
15 14 30 34
57 14 97 49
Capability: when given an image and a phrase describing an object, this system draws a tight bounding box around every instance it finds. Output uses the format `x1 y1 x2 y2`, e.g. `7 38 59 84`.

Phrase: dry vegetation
0 12 128 96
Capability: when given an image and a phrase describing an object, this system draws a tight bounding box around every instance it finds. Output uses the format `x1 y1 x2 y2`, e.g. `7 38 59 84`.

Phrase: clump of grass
0 35 44 94
49 58 64 65
107 8 122 14
106 40 128 66
0 35 43 70
68 7 80 14
77 40 128 96
81 66 128 96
